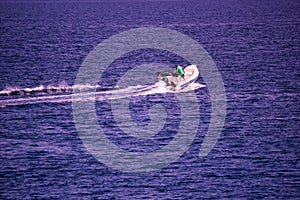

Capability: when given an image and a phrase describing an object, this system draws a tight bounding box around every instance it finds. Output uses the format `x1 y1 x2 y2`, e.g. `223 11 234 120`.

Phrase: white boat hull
157 64 199 91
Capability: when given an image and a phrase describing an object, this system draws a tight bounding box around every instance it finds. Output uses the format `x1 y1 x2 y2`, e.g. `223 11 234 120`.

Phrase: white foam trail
0 82 102 96
0 83 205 108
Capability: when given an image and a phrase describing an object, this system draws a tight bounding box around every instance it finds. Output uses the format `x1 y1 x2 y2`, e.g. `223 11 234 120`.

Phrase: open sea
0 0 299 199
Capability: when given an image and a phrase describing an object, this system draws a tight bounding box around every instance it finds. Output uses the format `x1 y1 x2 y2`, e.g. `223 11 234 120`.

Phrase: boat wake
0 81 101 97
0 82 205 108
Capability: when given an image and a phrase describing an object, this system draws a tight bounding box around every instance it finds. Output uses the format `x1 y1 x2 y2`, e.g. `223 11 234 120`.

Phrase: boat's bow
175 65 199 90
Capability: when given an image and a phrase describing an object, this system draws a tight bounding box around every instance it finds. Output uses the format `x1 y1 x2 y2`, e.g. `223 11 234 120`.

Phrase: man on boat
175 64 185 79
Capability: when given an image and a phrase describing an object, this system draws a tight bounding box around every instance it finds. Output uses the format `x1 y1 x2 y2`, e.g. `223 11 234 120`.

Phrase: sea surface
1 0 300 199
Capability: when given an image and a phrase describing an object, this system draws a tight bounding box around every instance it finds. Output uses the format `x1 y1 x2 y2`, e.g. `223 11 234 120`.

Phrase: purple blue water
1 0 300 199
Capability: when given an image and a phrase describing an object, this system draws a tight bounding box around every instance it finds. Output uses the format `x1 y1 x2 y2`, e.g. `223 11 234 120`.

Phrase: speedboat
156 64 199 91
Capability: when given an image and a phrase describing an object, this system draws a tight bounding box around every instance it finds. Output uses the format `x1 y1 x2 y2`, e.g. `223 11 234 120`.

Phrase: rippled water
1 0 299 199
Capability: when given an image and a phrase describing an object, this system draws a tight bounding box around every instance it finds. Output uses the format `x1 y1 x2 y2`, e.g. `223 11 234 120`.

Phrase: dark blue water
1 0 300 199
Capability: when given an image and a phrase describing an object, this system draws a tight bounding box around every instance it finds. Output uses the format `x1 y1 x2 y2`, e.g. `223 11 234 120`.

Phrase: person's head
175 64 178 69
